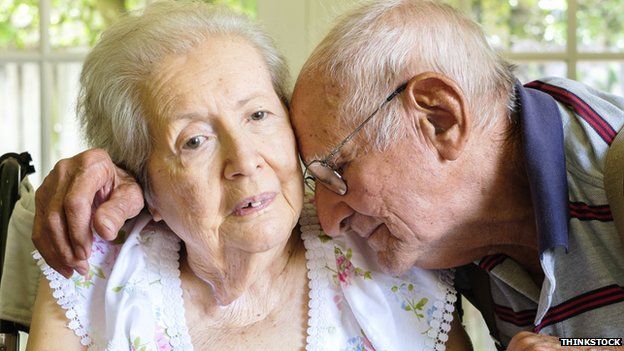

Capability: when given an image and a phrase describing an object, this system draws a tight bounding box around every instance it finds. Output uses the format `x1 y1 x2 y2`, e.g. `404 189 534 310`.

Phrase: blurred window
0 0 256 185
447 0 624 92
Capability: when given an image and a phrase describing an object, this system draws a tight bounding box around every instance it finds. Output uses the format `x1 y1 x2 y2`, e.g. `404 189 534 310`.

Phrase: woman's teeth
245 201 262 208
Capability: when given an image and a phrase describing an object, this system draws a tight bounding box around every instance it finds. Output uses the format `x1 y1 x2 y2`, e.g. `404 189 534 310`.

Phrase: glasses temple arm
324 83 408 162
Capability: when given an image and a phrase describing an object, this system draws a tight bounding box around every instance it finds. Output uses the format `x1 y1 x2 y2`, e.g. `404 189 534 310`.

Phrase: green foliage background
443 0 624 93
0 0 256 50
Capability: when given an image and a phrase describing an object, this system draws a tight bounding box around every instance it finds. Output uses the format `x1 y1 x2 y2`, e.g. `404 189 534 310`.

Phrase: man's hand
507 332 624 350
507 332 567 351
32 149 144 278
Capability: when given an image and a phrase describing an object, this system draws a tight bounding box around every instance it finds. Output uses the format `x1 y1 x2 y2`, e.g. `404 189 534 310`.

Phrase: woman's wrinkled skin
144 35 304 306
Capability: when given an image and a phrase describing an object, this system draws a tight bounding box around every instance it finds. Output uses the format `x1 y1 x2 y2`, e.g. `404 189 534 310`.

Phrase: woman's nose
314 185 354 237
223 137 263 180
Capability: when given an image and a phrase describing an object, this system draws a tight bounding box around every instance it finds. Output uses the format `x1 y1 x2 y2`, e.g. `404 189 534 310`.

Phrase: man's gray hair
302 0 516 149
78 0 290 192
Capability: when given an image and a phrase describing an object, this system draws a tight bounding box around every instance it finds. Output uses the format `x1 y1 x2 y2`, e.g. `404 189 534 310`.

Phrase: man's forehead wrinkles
295 77 350 164
302 129 343 164
304 141 338 164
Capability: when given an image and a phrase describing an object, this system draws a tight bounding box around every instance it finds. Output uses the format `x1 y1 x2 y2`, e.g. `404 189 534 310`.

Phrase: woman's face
145 36 303 276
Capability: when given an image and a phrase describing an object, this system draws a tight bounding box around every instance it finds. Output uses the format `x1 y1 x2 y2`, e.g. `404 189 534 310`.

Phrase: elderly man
289 0 624 349
31 0 623 350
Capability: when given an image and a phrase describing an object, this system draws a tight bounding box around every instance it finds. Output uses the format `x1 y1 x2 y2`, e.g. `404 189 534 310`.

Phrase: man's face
291 75 473 274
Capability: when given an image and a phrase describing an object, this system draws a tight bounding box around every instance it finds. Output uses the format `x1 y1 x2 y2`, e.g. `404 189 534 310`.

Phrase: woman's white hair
302 0 516 150
78 0 290 193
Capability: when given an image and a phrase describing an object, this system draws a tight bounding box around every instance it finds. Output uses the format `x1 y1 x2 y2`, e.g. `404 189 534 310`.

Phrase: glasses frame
303 82 408 195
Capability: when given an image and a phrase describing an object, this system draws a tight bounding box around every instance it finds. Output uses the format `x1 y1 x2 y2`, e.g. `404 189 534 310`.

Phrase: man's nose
314 184 354 236
223 135 263 180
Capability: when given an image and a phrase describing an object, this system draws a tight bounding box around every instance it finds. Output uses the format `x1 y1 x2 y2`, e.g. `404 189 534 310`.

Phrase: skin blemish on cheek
166 164 203 207
178 183 207 214
159 165 213 219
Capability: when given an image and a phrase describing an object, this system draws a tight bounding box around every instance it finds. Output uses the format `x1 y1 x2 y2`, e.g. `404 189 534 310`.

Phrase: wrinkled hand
507 332 624 351
32 149 144 278
506 332 564 351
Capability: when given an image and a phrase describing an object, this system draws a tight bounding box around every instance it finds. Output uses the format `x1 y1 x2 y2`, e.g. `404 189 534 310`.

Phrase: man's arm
32 148 144 277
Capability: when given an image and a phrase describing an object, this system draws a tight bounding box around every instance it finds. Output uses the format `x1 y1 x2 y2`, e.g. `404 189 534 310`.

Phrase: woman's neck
180 228 308 329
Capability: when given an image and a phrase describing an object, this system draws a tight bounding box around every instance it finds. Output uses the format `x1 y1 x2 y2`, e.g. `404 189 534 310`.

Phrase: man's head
291 0 517 273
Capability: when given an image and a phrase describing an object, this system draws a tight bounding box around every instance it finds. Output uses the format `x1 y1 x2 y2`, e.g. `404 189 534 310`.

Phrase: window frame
454 0 624 80
0 0 87 177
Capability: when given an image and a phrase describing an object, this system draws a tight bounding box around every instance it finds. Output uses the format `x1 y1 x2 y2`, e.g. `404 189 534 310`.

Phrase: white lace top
35 198 456 351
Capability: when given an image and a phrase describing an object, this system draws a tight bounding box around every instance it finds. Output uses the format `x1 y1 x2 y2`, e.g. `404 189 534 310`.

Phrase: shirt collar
516 82 569 254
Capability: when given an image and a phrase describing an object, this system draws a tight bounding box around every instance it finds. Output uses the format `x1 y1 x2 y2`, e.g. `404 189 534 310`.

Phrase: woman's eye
183 136 207 150
250 111 267 121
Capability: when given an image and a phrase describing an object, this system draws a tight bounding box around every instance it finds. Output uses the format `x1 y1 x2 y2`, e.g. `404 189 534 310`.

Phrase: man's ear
404 72 471 161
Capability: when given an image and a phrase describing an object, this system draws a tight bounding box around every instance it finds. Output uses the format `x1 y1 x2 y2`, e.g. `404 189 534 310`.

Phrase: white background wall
257 0 359 83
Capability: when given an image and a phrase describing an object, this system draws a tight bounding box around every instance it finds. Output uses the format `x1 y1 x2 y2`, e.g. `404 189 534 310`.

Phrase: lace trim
299 198 336 351
32 251 92 347
142 229 193 350
299 195 457 351
424 269 457 351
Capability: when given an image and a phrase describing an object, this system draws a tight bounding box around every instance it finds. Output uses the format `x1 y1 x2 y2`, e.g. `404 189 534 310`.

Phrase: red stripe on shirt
525 81 616 145
478 254 507 272
533 285 624 332
569 202 613 221
494 304 536 327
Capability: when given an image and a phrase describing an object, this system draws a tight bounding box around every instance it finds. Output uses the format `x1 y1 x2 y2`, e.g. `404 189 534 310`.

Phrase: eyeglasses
303 82 408 195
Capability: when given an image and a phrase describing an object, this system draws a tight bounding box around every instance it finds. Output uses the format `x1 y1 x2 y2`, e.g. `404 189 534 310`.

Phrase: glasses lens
308 162 347 195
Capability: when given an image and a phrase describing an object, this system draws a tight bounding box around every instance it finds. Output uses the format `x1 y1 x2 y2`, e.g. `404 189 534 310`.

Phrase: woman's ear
145 192 163 222
404 72 471 161
149 207 163 222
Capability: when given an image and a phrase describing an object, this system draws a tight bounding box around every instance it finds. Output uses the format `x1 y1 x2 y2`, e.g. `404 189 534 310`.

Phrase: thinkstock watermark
560 338 623 347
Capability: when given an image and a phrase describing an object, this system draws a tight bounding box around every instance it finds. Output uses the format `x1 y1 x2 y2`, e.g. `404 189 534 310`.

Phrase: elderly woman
27 1 470 350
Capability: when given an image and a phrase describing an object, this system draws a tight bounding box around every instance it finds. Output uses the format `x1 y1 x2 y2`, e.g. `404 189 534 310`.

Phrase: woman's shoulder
33 212 188 349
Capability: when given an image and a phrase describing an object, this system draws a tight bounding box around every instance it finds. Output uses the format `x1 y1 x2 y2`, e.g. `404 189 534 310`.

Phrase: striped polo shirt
457 77 624 347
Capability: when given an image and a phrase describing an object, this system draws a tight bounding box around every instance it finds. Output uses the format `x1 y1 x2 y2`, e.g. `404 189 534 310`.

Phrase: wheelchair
0 152 35 351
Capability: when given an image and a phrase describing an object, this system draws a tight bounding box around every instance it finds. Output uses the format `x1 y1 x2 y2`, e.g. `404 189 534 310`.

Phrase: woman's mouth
232 192 277 216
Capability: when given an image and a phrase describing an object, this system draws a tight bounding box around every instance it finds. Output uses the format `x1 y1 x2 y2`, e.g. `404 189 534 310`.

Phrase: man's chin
376 250 414 275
